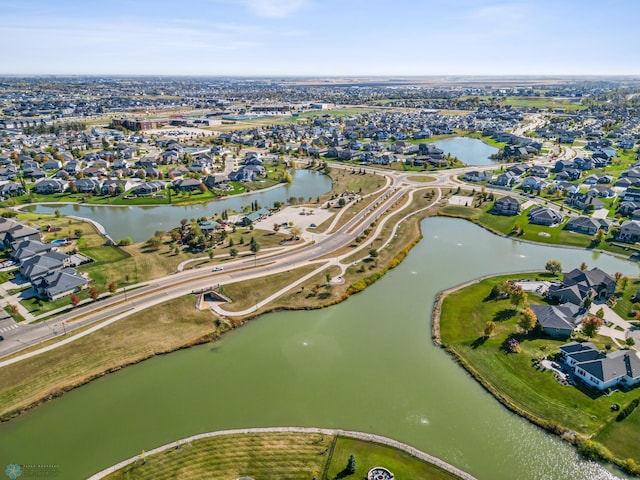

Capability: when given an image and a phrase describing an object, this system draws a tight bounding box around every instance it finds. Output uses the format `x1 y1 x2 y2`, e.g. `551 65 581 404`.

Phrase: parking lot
254 206 334 233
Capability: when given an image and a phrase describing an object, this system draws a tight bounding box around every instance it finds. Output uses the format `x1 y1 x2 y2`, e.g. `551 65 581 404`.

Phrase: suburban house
10 240 53 262
172 178 203 192
548 268 616 305
135 181 166 195
0 182 26 197
491 196 521 216
0 218 41 248
464 170 491 182
19 250 71 280
560 342 640 391
74 178 102 194
619 220 640 243
493 171 518 187
34 179 67 194
31 267 89 301
531 303 583 338
564 216 610 235
528 206 563 226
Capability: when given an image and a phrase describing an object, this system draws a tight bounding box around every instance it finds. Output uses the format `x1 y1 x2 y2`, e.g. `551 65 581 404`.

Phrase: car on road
212 266 224 272
309 223 317 228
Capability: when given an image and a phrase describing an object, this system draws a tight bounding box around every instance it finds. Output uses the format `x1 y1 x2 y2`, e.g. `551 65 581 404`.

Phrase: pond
31 169 332 243
0 218 635 479
432 137 499 166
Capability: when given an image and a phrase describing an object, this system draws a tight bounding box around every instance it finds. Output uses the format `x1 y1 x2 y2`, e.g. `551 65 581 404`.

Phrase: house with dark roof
571 346 640 391
0 182 25 198
619 220 640 243
19 251 70 280
560 342 602 367
491 196 521 216
550 268 616 305
528 206 563 226
0 218 41 248
564 216 610 235
34 179 67 194
10 240 53 262
531 304 583 338
32 267 89 301
172 178 202 192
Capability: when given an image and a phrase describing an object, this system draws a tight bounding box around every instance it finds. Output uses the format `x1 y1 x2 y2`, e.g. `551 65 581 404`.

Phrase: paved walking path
87 426 477 480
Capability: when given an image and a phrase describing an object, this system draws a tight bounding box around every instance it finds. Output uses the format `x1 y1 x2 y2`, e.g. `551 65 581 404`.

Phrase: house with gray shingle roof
32 267 88 301
573 348 640 391
531 304 583 338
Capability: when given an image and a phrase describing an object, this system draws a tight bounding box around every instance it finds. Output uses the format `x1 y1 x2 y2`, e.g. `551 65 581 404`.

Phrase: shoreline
0 196 433 423
431 272 639 477
87 427 477 480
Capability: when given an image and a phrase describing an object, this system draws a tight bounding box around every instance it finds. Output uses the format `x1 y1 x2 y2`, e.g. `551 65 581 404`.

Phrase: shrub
616 398 640 422
117 237 133 246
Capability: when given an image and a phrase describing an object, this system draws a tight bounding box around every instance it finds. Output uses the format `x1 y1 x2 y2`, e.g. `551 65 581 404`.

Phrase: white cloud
240 0 308 18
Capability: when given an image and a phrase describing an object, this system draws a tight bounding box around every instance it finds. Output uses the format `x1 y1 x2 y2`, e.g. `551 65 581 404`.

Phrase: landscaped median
433 272 640 476
91 428 473 480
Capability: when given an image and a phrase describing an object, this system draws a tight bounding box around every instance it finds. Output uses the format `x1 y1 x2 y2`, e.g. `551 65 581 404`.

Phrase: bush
616 398 640 422
117 237 133 246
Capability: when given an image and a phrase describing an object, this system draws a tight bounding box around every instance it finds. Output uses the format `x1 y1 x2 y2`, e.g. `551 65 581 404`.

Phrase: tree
228 238 234 248
594 228 605 244
626 337 636 347
345 454 356 475
621 276 630 291
614 272 623 283
250 240 260 254
368 248 378 258
147 236 162 250
273 223 280 234
595 307 605 319
208 249 215 260
484 320 496 337
510 286 528 309
519 307 537 333
70 294 80 307
582 316 604 337
583 295 593 311
108 281 117 294
230 248 238 258
580 261 588 271
89 287 99 300
338 197 347 207
545 260 562 275
291 226 302 240
74 228 83 238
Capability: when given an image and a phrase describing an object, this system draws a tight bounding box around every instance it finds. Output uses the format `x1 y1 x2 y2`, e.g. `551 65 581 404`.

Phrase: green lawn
438 202 630 256
439 274 640 458
104 432 464 480
596 405 640 462
326 436 461 480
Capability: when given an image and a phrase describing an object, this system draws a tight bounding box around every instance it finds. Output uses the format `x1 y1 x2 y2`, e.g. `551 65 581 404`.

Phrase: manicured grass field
104 432 464 480
439 274 640 457
327 437 461 480
595 405 640 461
106 432 331 480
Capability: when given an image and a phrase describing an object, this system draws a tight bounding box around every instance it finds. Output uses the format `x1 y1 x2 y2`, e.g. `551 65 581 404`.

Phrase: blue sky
1 0 638 75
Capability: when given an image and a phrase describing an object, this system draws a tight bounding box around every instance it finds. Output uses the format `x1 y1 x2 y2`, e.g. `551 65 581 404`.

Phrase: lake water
0 217 636 479
432 137 499 166
30 169 332 243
